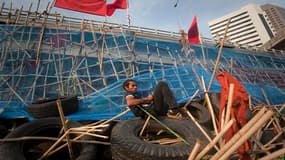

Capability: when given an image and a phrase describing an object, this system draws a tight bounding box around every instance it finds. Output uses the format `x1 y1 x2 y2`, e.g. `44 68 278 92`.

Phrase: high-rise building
261 4 285 33
208 4 274 48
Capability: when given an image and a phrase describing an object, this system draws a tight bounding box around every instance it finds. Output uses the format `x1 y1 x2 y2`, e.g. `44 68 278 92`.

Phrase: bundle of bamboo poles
186 86 285 160
38 100 131 160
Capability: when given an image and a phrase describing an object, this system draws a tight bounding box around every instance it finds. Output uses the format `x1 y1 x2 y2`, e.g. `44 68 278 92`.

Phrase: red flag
55 0 107 16
188 16 200 44
107 0 128 16
216 71 251 160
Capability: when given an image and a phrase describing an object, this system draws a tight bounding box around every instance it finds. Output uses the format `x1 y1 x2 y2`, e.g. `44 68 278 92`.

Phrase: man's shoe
167 109 183 120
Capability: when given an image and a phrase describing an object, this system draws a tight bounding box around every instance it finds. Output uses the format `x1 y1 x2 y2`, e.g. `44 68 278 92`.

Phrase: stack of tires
27 96 79 119
111 118 210 160
0 118 97 160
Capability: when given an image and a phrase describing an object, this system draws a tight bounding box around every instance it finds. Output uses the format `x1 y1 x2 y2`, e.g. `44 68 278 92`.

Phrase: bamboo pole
182 89 199 109
251 136 271 155
261 88 271 105
195 119 236 160
36 1 51 65
220 109 225 136
24 3 32 25
224 83 234 128
39 130 71 160
148 138 182 144
6 2 12 24
259 148 285 160
56 99 74 159
139 106 190 145
210 107 268 160
15 5 23 23
0 136 110 145
263 132 283 148
207 18 231 91
68 131 108 139
0 77 26 104
139 115 151 136
72 123 109 130
185 109 219 151
248 95 254 111
188 139 201 160
218 110 274 160
201 76 218 135
100 107 130 125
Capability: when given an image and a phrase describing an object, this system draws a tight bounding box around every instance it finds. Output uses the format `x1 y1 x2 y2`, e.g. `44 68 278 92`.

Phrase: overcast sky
1 0 285 38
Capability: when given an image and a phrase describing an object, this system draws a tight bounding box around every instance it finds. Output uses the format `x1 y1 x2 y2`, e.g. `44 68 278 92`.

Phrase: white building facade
208 4 274 47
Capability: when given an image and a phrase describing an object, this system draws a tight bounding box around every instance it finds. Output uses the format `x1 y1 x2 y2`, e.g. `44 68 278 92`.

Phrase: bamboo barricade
40 107 131 159
210 107 268 160
46 108 131 158
218 109 274 160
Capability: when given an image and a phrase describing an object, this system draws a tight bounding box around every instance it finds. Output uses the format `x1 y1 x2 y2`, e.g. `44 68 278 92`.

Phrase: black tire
0 125 8 138
185 101 212 126
111 118 209 160
0 118 96 160
208 92 221 117
27 96 79 118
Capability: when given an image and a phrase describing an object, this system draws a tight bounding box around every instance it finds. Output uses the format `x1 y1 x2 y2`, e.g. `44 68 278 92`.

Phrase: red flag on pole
188 16 200 44
107 0 128 16
55 0 107 16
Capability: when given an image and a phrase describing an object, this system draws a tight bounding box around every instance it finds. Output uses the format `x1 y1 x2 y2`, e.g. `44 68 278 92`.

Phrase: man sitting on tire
122 79 183 119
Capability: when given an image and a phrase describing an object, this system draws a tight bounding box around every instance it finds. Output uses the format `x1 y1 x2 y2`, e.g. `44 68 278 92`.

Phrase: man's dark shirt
125 91 151 118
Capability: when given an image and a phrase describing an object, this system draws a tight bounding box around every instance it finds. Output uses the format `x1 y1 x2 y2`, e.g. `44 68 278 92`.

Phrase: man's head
123 79 137 93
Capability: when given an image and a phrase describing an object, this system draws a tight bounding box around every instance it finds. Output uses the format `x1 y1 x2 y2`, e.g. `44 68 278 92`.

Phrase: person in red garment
123 79 182 119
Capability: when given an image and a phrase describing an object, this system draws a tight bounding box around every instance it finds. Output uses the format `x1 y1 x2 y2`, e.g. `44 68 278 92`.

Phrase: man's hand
145 94 153 101
126 94 153 106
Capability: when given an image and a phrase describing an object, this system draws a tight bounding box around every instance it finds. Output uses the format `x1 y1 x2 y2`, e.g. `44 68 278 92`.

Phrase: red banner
216 71 251 160
55 0 128 16
188 16 200 44
55 0 107 16
107 0 128 16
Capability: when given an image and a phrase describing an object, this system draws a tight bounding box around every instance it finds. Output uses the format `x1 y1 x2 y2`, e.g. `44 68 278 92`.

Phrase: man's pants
151 81 178 116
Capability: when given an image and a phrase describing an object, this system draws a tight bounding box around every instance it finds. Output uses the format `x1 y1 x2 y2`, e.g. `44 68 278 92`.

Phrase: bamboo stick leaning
188 139 201 160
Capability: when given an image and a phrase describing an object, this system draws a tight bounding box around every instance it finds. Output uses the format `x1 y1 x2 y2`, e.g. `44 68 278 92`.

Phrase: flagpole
199 33 206 64
104 1 107 22
127 0 130 27
196 17 206 64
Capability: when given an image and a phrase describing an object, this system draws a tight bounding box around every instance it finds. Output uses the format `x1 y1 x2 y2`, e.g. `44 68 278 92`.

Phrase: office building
208 4 274 47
